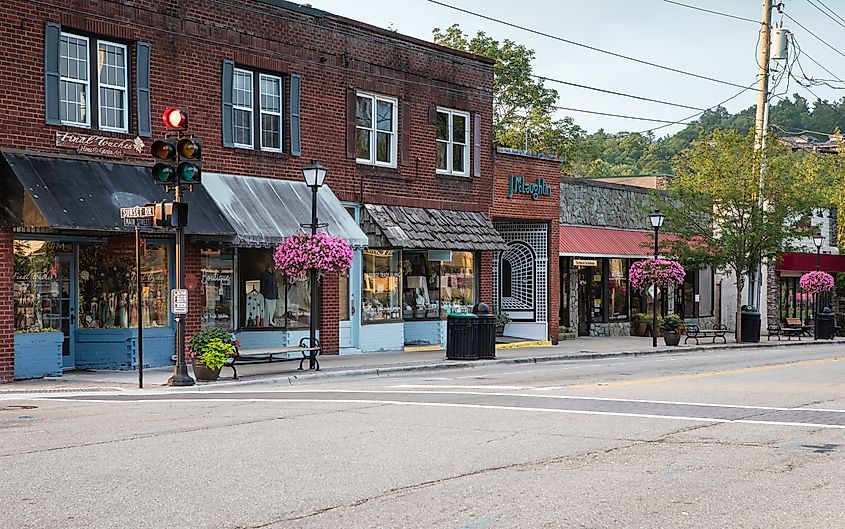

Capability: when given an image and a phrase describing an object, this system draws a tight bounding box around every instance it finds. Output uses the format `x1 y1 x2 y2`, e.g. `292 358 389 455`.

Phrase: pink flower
799 271 834 294
274 233 354 281
629 259 686 291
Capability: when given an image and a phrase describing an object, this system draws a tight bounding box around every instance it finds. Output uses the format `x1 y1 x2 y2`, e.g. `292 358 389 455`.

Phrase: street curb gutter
206 338 839 390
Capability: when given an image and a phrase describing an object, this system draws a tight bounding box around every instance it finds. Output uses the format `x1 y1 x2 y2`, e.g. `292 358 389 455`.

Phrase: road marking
388 384 529 390
571 356 845 388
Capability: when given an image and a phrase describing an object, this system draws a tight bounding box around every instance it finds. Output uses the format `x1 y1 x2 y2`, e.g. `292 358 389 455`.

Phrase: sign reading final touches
507 175 552 200
56 131 145 158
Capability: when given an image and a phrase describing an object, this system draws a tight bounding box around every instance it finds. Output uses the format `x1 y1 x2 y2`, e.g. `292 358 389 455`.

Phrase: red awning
559 225 677 257
777 252 845 273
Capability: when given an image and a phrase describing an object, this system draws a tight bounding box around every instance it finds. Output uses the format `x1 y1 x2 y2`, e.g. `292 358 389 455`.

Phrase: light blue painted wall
75 328 174 370
14 332 63 379
360 323 403 352
404 320 444 346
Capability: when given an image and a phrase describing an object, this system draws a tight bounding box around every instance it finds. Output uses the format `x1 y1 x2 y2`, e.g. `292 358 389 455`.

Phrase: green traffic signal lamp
152 163 176 184
177 161 201 184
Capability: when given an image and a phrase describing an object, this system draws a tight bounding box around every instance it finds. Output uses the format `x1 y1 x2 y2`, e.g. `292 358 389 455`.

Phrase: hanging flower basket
629 259 686 291
799 271 834 295
274 233 354 282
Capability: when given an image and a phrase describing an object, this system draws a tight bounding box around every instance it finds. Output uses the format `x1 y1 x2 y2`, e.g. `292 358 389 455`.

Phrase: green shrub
660 314 686 333
188 327 238 369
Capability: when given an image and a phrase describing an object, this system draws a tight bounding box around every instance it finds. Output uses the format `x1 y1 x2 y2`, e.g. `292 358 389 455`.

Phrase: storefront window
402 252 439 320
441 251 475 315
590 265 603 321
363 249 400 322
201 249 234 330
608 259 628 320
13 241 72 331
239 248 311 329
78 241 170 329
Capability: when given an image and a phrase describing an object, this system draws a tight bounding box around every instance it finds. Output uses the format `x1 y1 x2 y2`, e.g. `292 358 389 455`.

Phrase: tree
432 24 583 165
655 129 826 341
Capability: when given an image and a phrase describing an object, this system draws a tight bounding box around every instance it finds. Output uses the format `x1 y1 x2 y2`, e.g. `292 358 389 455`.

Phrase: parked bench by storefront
784 318 813 337
226 337 320 379
766 324 803 341
684 324 728 345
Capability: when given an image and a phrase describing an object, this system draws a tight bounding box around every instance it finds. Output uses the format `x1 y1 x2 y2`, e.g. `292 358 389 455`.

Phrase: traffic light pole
167 183 194 387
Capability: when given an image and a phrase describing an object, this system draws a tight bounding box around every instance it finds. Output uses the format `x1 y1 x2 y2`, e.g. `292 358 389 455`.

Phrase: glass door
340 205 361 350
58 253 77 368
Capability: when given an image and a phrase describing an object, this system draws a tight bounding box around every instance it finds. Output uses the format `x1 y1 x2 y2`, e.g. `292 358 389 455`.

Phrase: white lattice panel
493 222 548 323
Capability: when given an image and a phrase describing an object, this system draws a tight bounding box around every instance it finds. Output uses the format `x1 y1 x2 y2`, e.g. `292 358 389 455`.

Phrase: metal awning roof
559 225 679 258
202 172 368 248
363 204 507 251
0 151 234 237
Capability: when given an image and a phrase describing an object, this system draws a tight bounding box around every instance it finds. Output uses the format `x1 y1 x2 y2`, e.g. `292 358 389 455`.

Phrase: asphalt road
2 344 845 529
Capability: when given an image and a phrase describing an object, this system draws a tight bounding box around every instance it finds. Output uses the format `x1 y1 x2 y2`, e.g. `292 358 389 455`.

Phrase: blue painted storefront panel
14 332 63 380
403 320 444 346
360 323 403 352
75 328 175 370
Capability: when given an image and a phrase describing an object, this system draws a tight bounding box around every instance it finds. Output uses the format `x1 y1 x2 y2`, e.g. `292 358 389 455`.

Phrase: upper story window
231 68 284 152
356 92 397 167
58 32 129 132
436 108 469 176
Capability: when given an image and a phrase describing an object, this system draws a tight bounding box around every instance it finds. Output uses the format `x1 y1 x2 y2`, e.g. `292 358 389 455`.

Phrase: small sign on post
171 289 188 315
120 205 155 219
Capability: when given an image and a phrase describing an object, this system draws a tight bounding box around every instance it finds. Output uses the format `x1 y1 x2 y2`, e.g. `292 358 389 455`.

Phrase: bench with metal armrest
784 318 813 337
684 324 728 345
767 323 803 341
226 337 320 379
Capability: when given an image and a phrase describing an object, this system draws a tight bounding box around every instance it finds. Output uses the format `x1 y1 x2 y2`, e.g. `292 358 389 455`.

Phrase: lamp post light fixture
813 233 824 340
649 210 665 348
301 160 327 370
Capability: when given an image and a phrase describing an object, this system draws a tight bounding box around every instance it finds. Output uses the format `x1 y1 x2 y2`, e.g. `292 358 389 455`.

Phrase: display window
590 265 603 320
608 259 629 320
238 248 311 329
77 242 171 329
13 241 72 331
402 252 440 320
440 251 475 315
363 249 401 323
201 248 235 330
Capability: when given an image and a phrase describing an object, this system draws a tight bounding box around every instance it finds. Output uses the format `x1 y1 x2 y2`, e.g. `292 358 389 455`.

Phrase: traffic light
162 107 188 130
176 138 202 184
151 139 177 185
154 201 188 228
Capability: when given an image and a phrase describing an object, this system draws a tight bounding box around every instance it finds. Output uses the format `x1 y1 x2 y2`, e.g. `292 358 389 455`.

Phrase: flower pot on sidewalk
192 359 221 382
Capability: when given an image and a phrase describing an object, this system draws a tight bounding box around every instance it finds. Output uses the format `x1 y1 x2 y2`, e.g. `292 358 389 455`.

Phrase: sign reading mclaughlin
507 175 552 200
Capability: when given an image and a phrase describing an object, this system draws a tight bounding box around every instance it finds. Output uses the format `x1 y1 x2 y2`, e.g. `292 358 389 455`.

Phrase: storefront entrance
577 267 590 336
57 253 77 368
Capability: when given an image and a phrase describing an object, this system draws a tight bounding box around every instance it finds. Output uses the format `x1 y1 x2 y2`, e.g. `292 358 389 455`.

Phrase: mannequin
118 293 128 328
260 264 279 326
245 284 264 327
129 293 138 326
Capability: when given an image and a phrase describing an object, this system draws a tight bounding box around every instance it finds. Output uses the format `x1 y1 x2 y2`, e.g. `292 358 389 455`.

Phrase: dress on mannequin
118 293 128 328
245 286 264 327
260 267 279 326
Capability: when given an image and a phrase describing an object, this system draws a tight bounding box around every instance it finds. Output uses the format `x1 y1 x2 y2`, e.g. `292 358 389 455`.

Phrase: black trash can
446 313 479 360
740 306 761 343
816 307 835 340
473 303 496 360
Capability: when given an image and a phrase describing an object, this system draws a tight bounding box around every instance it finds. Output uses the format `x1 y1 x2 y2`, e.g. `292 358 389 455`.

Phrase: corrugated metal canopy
202 172 368 248
0 151 234 237
559 225 679 257
363 204 507 251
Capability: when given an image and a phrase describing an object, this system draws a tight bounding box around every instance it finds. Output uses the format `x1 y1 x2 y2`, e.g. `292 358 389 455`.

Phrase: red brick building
0 0 507 382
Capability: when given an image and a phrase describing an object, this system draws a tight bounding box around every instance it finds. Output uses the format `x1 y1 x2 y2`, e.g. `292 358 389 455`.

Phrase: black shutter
221 60 234 148
44 22 61 125
473 112 481 177
346 89 357 159
401 100 411 166
136 42 152 137
289 74 302 156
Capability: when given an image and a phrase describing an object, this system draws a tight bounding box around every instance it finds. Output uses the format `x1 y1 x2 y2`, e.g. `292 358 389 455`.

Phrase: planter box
14 332 63 380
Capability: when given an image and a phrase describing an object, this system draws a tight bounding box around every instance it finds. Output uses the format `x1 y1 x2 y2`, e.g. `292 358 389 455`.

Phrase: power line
533 75 704 111
638 81 760 134
780 11 845 61
662 0 761 25
426 0 761 92
805 0 845 30
551 106 694 125
814 0 845 26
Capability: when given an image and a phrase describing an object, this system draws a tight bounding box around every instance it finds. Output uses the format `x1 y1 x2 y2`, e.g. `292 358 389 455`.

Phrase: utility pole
750 0 772 319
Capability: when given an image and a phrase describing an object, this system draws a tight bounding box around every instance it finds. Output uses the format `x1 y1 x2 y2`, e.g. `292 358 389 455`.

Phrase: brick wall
492 151 561 343
0 228 13 382
319 273 340 355
184 239 203 343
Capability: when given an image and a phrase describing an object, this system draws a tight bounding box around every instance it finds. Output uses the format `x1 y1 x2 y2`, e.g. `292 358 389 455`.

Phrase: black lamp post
302 160 327 370
813 233 824 340
649 210 665 348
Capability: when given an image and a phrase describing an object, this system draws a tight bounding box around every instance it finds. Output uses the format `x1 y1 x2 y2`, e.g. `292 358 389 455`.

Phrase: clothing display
260 268 279 300
264 298 277 326
245 288 264 327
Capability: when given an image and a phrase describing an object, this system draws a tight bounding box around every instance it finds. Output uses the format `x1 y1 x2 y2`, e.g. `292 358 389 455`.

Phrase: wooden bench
226 337 321 379
684 324 728 345
767 324 803 341
784 318 812 337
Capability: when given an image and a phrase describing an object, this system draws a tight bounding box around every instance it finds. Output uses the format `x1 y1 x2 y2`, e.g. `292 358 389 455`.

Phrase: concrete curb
205 338 837 390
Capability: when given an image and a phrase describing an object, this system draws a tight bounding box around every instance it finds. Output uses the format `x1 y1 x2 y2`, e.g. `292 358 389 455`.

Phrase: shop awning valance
777 252 845 273
0 151 234 237
202 172 368 248
363 204 507 251
559 225 679 258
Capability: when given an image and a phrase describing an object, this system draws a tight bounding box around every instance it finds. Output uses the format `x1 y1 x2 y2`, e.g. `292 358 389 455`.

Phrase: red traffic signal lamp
176 138 202 184
150 139 177 185
162 107 189 130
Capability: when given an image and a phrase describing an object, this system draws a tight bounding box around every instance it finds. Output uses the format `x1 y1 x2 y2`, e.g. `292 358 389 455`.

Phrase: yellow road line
572 356 845 389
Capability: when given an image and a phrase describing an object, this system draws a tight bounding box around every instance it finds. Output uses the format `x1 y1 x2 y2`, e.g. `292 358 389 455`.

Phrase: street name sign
121 205 155 218
171 289 188 314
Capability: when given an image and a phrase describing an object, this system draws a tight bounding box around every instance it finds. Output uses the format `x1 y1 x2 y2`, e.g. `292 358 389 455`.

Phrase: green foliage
631 313 650 324
14 327 59 334
495 312 512 327
432 24 583 165
558 326 575 334
189 327 237 369
660 314 686 333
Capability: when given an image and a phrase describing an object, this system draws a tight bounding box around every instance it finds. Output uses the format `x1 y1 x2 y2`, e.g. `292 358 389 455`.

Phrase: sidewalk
1 336 839 393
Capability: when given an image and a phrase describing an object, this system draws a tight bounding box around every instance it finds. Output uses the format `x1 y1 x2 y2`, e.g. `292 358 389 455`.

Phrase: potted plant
631 313 649 337
558 326 576 340
660 314 686 346
188 327 238 381
495 312 512 337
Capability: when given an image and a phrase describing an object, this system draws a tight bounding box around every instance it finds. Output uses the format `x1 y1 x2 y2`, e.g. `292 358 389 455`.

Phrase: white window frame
436 107 470 176
356 91 398 168
232 68 254 149
96 40 129 133
259 73 283 153
59 32 91 128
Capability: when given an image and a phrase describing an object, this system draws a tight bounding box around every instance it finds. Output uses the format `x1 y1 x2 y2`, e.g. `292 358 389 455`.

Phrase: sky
309 0 845 137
